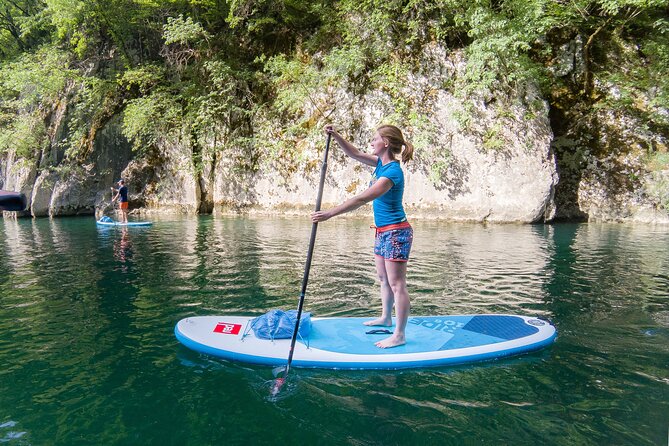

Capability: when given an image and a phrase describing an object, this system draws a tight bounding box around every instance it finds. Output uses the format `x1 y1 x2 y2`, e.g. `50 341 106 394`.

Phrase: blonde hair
377 125 414 164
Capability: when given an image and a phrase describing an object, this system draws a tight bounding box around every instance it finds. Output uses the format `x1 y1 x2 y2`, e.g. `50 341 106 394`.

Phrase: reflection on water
0 216 667 445
0 420 27 442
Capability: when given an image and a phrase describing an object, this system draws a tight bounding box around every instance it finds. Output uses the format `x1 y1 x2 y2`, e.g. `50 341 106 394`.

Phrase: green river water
0 216 667 445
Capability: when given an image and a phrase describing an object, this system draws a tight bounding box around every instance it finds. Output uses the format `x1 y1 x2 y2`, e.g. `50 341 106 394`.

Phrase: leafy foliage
0 112 46 158
0 45 74 158
0 45 74 106
122 90 182 151
0 0 50 59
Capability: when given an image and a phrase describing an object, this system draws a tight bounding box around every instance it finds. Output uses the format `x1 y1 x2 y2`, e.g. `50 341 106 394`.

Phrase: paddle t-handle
277 132 332 385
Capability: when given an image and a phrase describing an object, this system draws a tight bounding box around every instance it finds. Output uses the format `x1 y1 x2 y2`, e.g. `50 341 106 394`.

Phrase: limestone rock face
213 46 558 223
0 44 560 223
405 90 557 223
128 138 199 215
577 155 669 224
571 103 669 224
1 151 37 218
30 171 59 217
49 170 99 216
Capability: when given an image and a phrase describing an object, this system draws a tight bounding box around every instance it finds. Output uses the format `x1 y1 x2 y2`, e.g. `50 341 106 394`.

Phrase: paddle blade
270 377 285 397
0 191 27 212
262 375 296 402
269 365 289 397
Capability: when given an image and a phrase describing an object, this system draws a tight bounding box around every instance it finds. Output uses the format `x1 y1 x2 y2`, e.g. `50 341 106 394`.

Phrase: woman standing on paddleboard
311 124 414 348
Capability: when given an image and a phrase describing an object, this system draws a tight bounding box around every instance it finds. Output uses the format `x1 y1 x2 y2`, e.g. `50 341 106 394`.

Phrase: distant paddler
110 179 129 224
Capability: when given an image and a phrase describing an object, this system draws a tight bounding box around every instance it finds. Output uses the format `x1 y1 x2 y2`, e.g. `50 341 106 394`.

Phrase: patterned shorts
374 222 413 262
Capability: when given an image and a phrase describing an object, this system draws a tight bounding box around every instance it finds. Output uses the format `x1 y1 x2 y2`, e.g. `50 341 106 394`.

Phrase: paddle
0 190 27 212
272 132 332 395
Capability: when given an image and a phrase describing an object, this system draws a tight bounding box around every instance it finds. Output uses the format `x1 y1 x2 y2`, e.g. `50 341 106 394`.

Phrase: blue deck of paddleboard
302 315 538 355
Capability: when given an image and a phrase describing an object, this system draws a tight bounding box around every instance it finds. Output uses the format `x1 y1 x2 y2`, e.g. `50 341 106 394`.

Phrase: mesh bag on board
250 309 312 340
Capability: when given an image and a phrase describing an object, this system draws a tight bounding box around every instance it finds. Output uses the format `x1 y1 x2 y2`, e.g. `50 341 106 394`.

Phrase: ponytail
401 140 414 164
377 125 414 164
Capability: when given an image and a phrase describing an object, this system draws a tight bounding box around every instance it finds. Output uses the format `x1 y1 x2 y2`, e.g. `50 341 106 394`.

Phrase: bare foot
375 334 406 349
363 318 392 327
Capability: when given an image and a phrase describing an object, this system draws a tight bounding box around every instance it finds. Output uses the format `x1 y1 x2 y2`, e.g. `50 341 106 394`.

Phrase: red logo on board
213 322 242 335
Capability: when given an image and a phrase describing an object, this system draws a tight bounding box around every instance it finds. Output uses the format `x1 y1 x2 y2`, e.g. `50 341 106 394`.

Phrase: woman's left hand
311 210 331 222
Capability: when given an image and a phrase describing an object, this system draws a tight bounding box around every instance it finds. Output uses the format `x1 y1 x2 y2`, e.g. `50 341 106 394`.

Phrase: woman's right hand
324 124 336 136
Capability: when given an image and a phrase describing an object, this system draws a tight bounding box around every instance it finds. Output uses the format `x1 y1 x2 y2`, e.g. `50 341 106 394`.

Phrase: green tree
0 0 49 59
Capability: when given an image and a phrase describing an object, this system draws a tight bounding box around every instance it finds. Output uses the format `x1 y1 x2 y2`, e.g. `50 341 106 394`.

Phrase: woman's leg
375 260 409 348
363 255 394 326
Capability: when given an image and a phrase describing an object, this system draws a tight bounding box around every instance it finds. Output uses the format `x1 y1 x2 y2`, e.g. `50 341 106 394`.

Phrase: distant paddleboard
175 314 557 370
96 219 152 227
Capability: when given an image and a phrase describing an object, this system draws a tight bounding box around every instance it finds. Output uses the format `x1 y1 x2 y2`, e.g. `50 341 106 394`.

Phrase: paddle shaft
283 133 332 376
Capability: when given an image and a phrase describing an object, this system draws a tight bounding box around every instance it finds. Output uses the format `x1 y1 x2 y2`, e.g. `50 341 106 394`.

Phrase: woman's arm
311 178 393 222
326 125 377 167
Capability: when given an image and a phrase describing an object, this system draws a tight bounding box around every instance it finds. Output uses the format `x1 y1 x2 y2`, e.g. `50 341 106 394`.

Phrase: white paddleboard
96 219 152 227
175 314 557 370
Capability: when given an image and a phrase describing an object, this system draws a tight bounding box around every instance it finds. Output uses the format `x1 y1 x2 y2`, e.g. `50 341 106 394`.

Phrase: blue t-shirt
119 186 128 202
370 159 407 227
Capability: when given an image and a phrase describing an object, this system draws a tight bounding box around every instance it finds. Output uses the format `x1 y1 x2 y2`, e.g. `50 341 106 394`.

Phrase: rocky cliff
2 47 560 223
1 45 667 224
